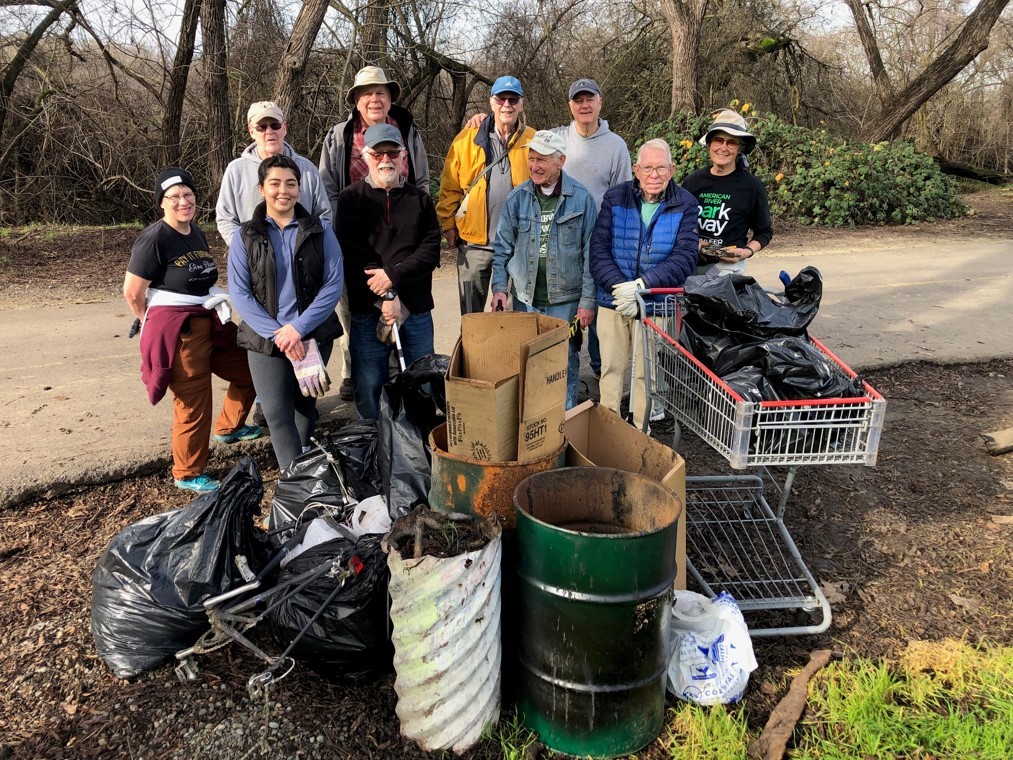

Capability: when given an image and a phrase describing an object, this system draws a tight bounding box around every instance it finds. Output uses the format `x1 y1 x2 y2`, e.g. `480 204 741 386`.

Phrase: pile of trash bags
92 354 449 684
680 268 866 403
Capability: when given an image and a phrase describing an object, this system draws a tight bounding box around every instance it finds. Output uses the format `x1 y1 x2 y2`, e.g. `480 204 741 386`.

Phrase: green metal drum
514 467 682 758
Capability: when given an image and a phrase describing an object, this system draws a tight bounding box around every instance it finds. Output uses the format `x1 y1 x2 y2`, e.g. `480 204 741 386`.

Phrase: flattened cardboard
446 313 568 462
564 400 688 589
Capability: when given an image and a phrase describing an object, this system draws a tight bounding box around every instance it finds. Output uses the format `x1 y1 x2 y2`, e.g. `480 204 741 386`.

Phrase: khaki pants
457 243 495 315
169 318 256 479
596 306 648 430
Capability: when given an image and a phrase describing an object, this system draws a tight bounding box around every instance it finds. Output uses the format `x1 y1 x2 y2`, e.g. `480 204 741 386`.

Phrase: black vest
236 202 343 355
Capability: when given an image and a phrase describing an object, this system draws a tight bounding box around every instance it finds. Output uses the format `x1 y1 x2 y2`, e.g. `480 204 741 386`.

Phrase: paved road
2 237 1010 508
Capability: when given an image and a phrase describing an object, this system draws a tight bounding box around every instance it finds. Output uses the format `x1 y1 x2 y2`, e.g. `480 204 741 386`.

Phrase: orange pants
168 317 256 479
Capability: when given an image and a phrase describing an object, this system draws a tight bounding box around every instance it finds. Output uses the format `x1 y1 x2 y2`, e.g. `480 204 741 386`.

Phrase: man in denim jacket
491 130 598 409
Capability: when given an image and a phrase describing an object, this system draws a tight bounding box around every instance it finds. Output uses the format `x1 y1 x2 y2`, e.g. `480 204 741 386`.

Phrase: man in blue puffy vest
589 138 699 430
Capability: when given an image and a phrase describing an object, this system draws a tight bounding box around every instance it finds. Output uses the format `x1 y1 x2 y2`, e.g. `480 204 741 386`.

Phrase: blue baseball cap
491 76 524 97
363 123 404 149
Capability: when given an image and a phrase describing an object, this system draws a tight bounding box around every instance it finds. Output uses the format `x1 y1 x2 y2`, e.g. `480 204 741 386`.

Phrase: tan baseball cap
247 101 284 124
526 130 567 156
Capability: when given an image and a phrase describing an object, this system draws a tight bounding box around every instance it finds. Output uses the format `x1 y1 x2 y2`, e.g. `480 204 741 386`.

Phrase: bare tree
847 0 1011 141
201 0 231 185
843 0 893 108
659 0 709 115
361 0 390 63
0 0 78 143
161 0 201 166
272 0 329 118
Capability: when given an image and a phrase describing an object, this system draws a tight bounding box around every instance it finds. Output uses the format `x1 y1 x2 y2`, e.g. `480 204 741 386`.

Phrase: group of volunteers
124 65 772 493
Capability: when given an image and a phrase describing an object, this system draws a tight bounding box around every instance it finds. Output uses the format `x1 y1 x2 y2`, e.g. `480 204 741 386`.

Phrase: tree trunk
0 0 78 144
201 0 231 187
272 0 329 120
843 0 893 108
862 0 1010 142
659 0 709 116
361 0 390 64
161 0 202 166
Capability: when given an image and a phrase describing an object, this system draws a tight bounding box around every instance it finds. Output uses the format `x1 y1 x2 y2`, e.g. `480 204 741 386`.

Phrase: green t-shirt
641 200 662 229
532 191 560 307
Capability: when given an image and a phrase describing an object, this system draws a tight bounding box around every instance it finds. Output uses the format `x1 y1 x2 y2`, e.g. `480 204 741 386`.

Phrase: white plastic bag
348 495 392 538
666 591 758 705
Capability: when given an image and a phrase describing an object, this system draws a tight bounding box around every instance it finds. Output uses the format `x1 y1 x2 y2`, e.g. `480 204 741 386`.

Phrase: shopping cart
630 288 885 636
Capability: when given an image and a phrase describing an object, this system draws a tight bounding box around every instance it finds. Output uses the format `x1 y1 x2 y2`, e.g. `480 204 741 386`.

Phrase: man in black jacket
336 124 441 420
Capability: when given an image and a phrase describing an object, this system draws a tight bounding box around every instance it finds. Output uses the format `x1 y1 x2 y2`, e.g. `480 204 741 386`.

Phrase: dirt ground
1 191 1012 758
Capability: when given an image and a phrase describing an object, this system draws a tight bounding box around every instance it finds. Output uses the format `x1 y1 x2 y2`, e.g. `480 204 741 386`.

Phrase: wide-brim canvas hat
700 108 756 154
346 66 402 105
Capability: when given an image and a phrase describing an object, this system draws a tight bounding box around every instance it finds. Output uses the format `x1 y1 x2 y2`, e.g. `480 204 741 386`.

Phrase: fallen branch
747 649 833 760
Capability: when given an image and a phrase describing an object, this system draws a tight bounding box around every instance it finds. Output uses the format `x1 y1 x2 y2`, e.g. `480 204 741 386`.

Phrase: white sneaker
650 406 665 422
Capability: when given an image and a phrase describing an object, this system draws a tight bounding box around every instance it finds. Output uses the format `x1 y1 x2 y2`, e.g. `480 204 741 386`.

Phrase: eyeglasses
164 192 196 205
368 148 403 160
254 122 283 132
710 136 741 147
637 166 671 177
493 95 521 106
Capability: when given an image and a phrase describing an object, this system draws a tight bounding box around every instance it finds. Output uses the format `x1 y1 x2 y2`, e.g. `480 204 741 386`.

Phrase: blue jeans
349 310 435 420
514 299 580 409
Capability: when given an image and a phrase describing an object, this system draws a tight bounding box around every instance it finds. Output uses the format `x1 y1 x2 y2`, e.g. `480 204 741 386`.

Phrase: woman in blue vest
228 155 344 470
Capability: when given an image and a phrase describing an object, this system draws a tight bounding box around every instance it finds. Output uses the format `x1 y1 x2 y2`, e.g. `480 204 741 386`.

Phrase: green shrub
640 105 967 226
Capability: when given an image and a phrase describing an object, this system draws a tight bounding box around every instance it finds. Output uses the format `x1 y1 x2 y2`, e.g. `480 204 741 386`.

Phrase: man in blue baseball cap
436 75 535 314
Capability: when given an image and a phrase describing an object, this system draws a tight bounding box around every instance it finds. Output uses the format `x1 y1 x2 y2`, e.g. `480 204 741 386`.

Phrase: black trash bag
760 337 866 400
91 456 270 679
329 421 381 501
722 367 782 404
678 319 741 372
682 267 823 340
378 354 449 519
267 533 392 683
270 422 380 530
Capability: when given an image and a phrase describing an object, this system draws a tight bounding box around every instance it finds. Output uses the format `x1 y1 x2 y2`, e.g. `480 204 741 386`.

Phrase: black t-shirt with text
681 167 773 249
127 220 217 296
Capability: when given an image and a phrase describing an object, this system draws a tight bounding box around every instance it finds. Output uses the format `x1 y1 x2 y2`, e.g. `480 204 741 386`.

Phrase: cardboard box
564 400 688 589
445 312 568 462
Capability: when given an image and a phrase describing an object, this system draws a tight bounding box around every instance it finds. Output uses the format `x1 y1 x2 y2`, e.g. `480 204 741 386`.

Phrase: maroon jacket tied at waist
139 305 238 405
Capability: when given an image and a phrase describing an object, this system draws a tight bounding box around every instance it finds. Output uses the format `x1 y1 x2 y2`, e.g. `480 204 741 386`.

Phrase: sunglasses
368 148 403 160
493 95 521 106
254 122 283 132
710 135 741 147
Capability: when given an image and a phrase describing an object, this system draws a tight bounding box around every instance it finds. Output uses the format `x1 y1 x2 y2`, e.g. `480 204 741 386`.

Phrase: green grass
662 702 750 759
655 640 1013 760
493 710 539 760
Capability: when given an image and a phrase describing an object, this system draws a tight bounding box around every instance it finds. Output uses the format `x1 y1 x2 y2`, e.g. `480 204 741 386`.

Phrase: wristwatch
383 289 397 301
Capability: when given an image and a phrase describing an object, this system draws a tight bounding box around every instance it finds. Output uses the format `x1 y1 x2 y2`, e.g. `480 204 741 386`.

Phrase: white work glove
611 278 645 302
615 298 640 319
291 338 331 398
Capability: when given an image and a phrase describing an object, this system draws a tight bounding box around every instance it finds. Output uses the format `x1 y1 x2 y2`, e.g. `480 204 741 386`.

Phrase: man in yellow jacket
436 76 536 314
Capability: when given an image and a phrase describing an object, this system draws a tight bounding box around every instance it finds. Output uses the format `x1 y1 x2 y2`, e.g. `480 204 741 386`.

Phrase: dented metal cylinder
514 467 682 758
428 423 566 529
386 522 502 754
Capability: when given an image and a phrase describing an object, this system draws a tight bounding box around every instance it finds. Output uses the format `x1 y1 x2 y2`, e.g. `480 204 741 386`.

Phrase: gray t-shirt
485 129 515 247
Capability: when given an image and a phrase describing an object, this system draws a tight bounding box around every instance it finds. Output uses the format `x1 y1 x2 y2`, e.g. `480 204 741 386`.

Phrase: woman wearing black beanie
123 167 260 493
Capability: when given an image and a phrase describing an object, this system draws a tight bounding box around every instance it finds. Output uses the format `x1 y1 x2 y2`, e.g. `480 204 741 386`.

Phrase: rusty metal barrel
428 423 566 529
514 467 682 758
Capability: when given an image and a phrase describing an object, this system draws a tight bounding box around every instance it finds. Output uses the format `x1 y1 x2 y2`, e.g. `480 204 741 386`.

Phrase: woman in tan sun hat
682 108 772 277
317 66 430 401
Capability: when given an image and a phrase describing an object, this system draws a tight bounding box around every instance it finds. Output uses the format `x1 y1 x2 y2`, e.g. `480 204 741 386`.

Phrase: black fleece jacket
336 179 441 315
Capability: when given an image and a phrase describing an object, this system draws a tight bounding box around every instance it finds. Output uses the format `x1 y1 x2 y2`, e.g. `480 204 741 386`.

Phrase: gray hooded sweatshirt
215 142 331 245
551 119 633 209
